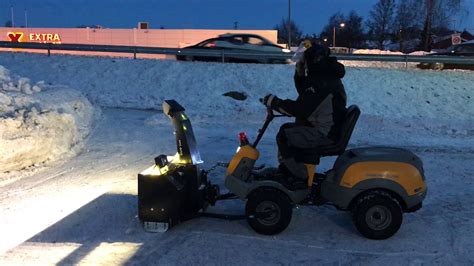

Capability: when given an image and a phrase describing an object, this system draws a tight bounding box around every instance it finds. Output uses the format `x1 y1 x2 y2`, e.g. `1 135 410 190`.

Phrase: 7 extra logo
7 32 24 42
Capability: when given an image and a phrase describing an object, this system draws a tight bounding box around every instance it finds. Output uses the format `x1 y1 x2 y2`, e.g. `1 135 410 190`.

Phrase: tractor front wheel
245 188 292 235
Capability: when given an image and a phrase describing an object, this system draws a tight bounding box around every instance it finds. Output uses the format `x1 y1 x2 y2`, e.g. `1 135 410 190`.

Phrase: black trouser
276 123 333 180
276 123 298 160
276 123 333 159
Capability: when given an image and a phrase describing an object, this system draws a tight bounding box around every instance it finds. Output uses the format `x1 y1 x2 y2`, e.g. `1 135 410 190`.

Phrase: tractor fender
321 178 411 210
350 179 410 209
225 174 310 203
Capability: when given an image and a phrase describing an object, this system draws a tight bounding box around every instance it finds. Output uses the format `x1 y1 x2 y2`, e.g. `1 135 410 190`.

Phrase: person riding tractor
260 40 347 188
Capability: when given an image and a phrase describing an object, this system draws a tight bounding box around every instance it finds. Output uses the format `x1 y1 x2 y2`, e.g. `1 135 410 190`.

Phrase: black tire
245 188 292 235
351 190 403 240
432 62 444 70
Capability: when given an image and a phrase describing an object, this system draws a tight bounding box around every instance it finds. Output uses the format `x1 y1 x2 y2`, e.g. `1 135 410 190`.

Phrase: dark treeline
275 0 468 52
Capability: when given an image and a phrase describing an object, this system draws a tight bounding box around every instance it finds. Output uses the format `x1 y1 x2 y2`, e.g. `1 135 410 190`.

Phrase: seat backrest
321 105 361 155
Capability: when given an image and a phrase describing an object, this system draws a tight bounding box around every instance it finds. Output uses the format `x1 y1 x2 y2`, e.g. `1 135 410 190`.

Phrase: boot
278 158 308 190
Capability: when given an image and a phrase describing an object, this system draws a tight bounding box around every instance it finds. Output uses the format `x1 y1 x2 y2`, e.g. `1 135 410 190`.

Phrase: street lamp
333 22 345 47
287 0 291 49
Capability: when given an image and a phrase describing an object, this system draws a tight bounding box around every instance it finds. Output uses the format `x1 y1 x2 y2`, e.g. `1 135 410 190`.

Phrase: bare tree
394 0 423 52
274 18 302 46
319 11 366 48
344 11 366 49
367 0 397 49
320 12 345 46
419 0 464 51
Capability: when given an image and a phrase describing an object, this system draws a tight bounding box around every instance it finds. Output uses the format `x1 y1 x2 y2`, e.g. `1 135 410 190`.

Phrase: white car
177 33 291 64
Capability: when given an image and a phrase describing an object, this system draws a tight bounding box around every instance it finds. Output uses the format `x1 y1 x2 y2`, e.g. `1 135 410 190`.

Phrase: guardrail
1 41 473 66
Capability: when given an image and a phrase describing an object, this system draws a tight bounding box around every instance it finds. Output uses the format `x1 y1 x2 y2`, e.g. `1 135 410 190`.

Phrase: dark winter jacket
275 56 347 142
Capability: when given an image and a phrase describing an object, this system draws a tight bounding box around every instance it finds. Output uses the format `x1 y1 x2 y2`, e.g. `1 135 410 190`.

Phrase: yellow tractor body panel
340 161 426 196
226 145 260 176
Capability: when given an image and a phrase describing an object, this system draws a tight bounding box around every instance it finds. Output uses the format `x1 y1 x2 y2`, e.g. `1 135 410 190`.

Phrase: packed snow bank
352 49 404 55
0 53 472 134
343 49 414 68
344 49 431 68
0 66 95 173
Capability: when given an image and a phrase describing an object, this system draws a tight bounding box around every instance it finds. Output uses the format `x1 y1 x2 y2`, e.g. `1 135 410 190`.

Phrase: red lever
239 132 249 146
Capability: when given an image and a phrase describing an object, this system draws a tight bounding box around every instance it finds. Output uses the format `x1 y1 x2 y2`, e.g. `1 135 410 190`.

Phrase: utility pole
287 0 291 49
333 23 345 47
234 21 238 30
25 9 28 28
10 6 14 27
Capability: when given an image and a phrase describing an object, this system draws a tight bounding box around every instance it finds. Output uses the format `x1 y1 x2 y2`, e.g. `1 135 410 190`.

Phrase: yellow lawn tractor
138 100 427 239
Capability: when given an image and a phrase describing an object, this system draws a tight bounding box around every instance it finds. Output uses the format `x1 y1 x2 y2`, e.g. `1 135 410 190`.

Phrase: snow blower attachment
138 100 208 232
138 100 427 239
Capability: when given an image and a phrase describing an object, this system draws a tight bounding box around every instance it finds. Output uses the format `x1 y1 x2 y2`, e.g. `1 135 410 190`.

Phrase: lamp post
287 0 291 49
332 22 345 47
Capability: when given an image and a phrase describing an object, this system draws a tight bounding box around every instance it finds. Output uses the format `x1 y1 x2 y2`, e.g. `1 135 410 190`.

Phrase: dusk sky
1 0 473 34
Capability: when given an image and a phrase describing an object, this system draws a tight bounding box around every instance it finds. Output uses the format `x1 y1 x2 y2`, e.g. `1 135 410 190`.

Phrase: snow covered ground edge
0 65 98 176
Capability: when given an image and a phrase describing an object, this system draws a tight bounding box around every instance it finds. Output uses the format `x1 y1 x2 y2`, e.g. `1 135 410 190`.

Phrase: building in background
0 27 278 58
431 30 474 50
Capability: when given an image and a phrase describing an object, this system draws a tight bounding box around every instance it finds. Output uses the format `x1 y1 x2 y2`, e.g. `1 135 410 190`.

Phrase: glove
260 94 281 109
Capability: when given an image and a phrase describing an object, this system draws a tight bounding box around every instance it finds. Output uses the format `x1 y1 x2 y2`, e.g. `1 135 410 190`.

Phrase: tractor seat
297 105 361 164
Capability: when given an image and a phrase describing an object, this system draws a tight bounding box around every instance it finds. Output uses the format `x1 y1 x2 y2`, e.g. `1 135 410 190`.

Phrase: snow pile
344 49 432 68
409 51 432 56
339 59 418 69
352 49 404 55
0 66 96 173
345 49 408 68
0 53 472 139
5 55 473 116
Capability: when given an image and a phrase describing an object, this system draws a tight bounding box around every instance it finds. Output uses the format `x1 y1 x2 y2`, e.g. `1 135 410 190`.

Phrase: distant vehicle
418 41 474 70
176 34 291 64
329 47 351 54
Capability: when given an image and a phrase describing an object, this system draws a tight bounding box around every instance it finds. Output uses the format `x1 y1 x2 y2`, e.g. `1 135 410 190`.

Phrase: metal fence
1 41 473 66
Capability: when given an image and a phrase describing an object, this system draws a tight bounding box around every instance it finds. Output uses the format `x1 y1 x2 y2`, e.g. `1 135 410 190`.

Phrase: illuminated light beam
0 242 81 264
0 187 108 255
0 242 142 265
77 242 142 265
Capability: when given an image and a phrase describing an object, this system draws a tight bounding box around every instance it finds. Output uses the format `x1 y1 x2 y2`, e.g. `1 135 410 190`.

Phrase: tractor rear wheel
351 190 403 240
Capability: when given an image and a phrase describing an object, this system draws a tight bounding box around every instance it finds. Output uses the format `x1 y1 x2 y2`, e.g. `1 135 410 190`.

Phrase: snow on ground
0 53 473 264
0 65 96 181
340 60 420 69
353 49 404 55
1 52 472 149
345 49 433 68
0 109 473 265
